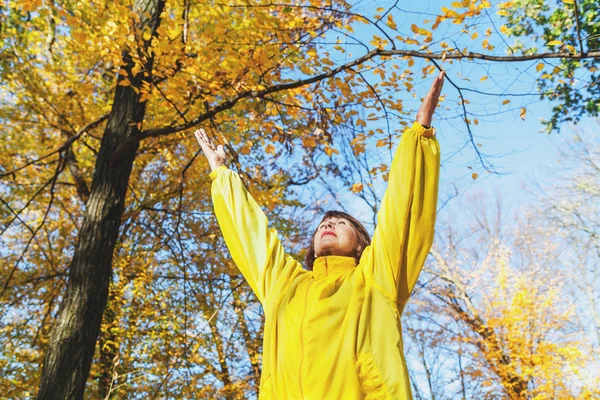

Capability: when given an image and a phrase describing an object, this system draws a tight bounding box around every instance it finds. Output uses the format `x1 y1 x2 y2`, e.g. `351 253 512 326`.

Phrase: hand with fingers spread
194 128 227 172
416 70 445 129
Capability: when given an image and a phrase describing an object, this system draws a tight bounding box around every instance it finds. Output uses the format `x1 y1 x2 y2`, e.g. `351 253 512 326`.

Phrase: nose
323 220 335 229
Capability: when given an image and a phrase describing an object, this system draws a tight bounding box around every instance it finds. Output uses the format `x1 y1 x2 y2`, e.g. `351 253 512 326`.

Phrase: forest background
1 0 599 398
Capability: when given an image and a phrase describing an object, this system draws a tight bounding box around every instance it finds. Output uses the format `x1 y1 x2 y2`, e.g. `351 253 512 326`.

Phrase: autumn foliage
1 0 599 398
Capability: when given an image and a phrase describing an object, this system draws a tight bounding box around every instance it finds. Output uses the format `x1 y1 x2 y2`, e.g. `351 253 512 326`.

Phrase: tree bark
36 0 165 398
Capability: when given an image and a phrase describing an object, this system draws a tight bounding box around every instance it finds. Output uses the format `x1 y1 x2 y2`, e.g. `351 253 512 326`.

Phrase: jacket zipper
298 279 313 398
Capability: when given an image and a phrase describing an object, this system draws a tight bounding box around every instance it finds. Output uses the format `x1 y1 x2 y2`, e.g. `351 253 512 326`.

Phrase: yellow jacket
210 122 440 399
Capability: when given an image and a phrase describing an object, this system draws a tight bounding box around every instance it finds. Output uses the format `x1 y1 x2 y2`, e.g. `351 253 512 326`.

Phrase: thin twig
1 154 66 299
149 281 244 399
572 0 585 54
0 115 108 178
431 59 491 171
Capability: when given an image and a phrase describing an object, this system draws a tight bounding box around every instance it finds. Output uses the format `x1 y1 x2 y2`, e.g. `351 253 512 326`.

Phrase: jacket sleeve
210 166 301 304
359 122 440 309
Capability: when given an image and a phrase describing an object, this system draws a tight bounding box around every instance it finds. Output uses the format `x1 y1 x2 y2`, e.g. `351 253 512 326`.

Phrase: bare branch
0 115 108 178
572 0 585 54
431 59 491 171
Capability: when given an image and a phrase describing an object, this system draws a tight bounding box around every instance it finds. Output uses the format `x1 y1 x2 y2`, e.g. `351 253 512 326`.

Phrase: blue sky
334 0 586 216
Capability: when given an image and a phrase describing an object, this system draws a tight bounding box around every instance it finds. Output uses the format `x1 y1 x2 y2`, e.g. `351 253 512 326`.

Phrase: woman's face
313 217 360 258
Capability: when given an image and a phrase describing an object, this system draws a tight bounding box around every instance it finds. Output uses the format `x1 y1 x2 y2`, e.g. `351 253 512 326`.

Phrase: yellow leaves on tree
0 0 365 396
477 247 585 398
427 239 593 399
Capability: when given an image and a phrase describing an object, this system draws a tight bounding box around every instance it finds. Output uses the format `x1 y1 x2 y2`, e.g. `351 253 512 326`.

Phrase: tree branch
0 115 108 178
134 48 600 145
572 0 585 54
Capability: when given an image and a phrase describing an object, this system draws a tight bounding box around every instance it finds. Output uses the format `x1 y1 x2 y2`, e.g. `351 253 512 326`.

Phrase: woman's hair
304 210 371 270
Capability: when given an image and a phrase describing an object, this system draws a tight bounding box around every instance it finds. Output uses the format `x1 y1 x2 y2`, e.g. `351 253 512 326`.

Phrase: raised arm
195 129 303 304
359 72 443 311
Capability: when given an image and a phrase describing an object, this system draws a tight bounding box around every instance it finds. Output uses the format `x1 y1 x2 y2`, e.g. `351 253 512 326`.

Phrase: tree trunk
36 0 165 398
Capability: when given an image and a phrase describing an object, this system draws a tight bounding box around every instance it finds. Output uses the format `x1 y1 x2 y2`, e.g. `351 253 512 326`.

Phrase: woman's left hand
416 70 445 128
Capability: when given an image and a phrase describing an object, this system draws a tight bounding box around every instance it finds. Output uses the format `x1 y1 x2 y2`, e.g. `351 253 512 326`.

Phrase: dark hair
304 210 371 270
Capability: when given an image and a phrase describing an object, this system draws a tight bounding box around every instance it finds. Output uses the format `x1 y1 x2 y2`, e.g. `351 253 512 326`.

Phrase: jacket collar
312 256 357 280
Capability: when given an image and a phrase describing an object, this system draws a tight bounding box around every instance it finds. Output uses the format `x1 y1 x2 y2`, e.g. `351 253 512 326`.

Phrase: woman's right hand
194 128 227 172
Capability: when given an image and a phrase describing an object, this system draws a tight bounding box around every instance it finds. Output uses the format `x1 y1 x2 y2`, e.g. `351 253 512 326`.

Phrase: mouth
321 231 337 238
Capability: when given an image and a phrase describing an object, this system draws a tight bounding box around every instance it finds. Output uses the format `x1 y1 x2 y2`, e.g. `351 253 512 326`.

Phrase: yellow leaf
471 32 479 40
562 0 574 4
350 183 364 193
324 146 339 156
480 76 488 81
376 7 385 12
142 27 152 41
131 62 142 77
472 173 478 180
474 119 479 125
408 57 414 67
536 63 544 72
502 99 510 105
547 40 563 46
241 146 252 155
422 65 436 76
411 24 418 34
386 15 397 30
72 31 87 43
302 137 317 148
20 0 41 12
520 107 526 120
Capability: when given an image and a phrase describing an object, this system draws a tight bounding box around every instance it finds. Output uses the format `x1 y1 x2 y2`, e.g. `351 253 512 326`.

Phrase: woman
195 71 444 399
